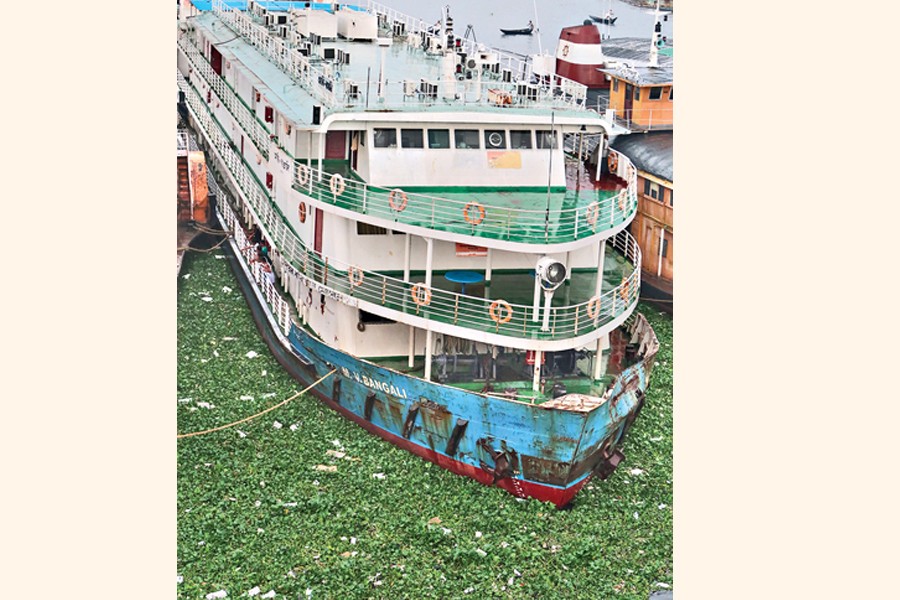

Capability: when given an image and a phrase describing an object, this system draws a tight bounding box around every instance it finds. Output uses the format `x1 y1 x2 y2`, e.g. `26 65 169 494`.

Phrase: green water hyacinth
178 250 673 600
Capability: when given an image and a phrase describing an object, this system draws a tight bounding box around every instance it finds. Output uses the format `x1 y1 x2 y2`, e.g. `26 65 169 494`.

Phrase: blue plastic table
444 270 484 294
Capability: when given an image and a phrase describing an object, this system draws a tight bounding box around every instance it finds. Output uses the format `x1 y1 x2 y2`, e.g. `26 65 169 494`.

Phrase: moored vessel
176 0 659 507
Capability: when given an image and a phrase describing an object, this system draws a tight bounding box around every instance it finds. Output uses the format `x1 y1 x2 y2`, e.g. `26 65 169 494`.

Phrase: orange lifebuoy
608 152 618 173
297 163 310 186
585 202 600 226
463 202 485 225
586 295 602 319
619 276 630 301
389 188 408 212
411 284 431 306
348 267 364 287
329 173 346 196
489 300 513 324
298 201 307 223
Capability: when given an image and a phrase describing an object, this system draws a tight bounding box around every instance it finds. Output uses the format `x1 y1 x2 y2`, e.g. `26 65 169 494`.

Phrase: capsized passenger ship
176 0 659 507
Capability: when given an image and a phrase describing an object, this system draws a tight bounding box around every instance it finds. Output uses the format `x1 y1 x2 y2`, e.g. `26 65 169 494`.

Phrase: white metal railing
178 31 272 158
179 69 642 342
290 158 634 245
593 96 673 131
212 0 337 105
205 0 587 111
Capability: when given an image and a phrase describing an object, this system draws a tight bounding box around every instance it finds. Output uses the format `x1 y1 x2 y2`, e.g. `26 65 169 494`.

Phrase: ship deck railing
293 150 637 245
592 96 673 132
208 0 589 113
179 70 642 344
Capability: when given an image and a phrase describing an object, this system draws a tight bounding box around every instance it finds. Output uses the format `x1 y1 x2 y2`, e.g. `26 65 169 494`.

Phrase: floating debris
245 351 259 359
205 590 227 599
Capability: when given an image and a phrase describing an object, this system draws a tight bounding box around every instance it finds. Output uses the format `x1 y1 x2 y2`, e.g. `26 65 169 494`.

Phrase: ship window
401 128 424 148
359 309 395 324
634 87 640 101
428 129 451 149
509 130 532 149
649 87 662 100
454 129 480 149
613 79 619 92
484 130 507 149
649 182 661 200
669 190 673 207
373 128 397 148
536 130 558 149
357 222 387 235
669 87 673 100
643 179 651 196
661 236 669 258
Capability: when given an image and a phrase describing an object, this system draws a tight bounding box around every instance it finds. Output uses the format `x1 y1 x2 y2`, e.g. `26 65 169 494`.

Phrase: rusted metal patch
593 449 625 480
520 454 571 487
445 418 468 457
402 403 420 439
331 377 342 405
364 391 376 421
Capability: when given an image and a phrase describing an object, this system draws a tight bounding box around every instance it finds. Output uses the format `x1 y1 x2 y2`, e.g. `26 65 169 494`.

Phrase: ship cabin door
210 45 223 76
314 208 324 255
350 131 360 171
623 83 634 123
325 131 346 159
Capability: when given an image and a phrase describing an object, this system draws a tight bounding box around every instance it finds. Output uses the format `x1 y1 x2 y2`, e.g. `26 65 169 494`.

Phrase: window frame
427 128 451 149
373 128 397 148
454 129 481 150
509 130 533 149
400 128 424 149
484 129 507 150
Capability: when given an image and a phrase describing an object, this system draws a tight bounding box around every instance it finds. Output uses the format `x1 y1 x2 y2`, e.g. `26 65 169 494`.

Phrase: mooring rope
177 369 336 439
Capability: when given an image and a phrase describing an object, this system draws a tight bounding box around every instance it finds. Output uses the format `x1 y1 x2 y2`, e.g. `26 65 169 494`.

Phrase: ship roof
184 3 612 126
610 132 672 182
601 37 674 66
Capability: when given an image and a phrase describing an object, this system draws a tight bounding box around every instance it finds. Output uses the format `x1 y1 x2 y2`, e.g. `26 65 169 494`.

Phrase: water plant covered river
177 249 673 599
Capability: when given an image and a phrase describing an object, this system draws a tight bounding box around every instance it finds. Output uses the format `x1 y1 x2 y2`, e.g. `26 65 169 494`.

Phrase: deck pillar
424 329 433 380
408 327 415 368
532 265 541 322
532 350 542 393
406 235 414 368
595 240 606 297
485 247 492 284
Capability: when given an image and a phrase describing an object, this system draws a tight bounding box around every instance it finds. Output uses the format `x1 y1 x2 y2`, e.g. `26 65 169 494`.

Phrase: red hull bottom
308 387 592 507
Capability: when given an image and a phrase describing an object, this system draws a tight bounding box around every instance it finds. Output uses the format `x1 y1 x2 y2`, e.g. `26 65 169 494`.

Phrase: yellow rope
177 368 336 439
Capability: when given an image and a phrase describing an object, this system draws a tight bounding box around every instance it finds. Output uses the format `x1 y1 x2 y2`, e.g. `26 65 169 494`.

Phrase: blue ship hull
223 230 657 507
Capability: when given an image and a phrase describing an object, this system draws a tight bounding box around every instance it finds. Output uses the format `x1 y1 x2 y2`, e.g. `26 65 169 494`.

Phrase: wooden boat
176 0 658 508
500 23 534 35
589 15 618 25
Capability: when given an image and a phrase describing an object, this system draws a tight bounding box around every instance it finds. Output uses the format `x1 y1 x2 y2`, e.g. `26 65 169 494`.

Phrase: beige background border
7 0 899 598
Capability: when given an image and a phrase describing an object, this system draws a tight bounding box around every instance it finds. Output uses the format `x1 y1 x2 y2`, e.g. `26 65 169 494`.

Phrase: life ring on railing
463 202 485 225
607 152 618 173
585 201 600 226
297 163 310 186
389 188 408 212
298 201 307 223
619 276 630 301
586 295 602 320
617 189 627 212
489 300 513 325
347 267 364 287
329 173 346 196
411 284 431 306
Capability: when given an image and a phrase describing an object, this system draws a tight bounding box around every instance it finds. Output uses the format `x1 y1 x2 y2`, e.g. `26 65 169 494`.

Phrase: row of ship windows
613 81 673 101
368 128 559 150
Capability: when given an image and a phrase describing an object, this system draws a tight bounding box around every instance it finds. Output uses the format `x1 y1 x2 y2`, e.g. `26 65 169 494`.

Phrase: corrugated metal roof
602 37 674 67
611 132 672 182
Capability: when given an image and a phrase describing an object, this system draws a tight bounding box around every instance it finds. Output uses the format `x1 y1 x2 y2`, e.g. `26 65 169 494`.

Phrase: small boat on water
500 21 535 35
589 14 617 25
